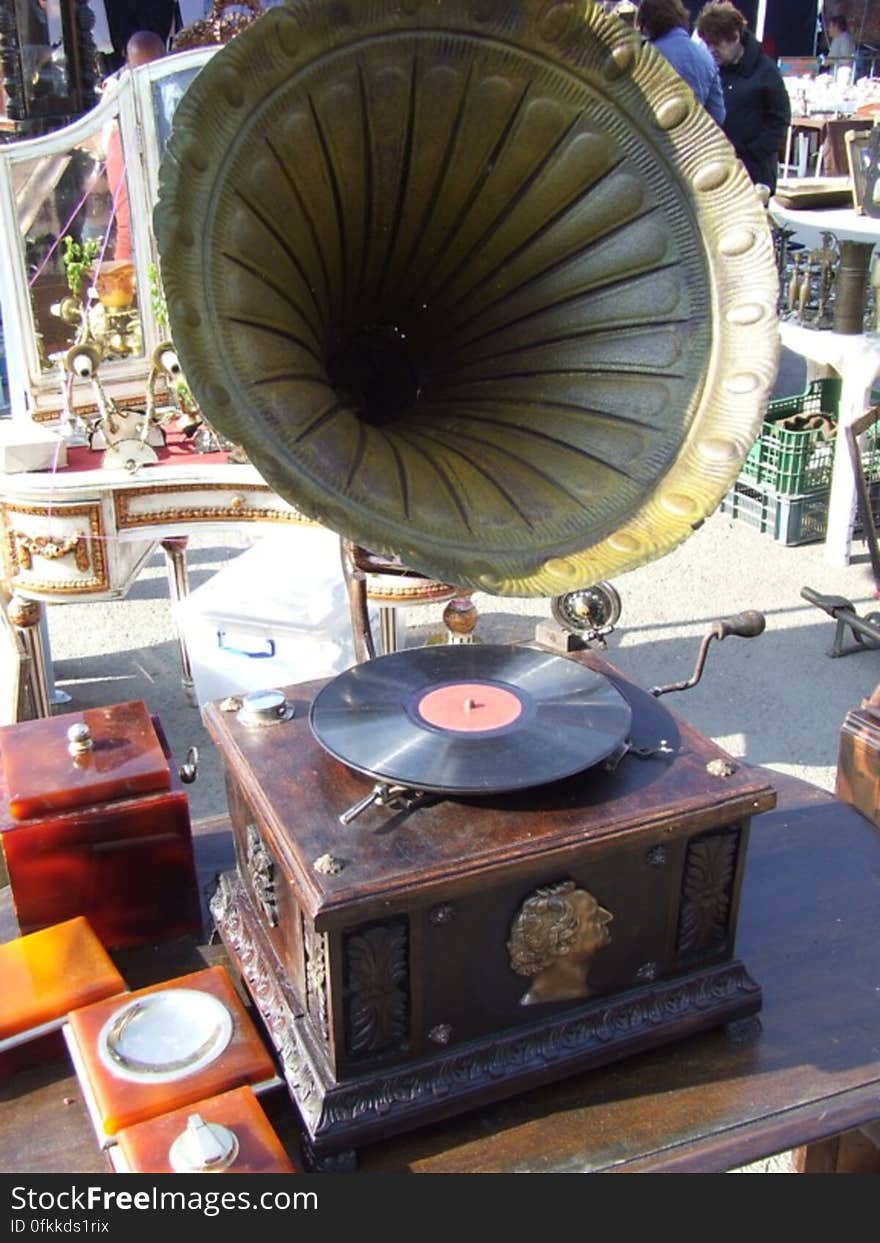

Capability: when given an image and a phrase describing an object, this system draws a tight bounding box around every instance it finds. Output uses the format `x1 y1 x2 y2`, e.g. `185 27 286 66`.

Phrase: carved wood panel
304 918 330 1046
675 825 742 961
343 920 409 1059
245 821 278 928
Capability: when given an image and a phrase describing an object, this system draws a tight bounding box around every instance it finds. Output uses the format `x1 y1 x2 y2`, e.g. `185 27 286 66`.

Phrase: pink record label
416 682 523 732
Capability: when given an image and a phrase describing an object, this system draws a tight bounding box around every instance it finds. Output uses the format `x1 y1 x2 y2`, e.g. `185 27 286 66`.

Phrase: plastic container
719 483 831 545
719 478 880 547
176 527 374 707
739 378 842 496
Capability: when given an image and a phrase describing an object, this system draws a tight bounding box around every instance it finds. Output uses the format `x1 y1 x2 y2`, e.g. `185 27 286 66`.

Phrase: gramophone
155 0 780 1168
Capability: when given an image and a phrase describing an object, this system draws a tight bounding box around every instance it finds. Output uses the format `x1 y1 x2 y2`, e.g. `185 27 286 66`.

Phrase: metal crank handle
651 610 766 697
178 745 199 784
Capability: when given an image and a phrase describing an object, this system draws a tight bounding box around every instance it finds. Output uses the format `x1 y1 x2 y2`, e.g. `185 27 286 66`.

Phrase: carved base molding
210 870 761 1160
209 872 330 1133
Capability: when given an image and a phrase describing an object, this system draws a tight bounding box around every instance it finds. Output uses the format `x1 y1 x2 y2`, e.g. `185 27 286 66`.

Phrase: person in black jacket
695 1 790 192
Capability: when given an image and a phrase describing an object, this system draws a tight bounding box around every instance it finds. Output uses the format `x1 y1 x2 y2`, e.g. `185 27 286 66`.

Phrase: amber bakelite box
0 916 126 1041
0 701 202 948
0 915 126 1074
113 1086 296 1174
65 966 278 1140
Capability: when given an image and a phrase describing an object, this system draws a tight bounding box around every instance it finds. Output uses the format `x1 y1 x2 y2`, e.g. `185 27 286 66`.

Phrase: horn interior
155 0 779 596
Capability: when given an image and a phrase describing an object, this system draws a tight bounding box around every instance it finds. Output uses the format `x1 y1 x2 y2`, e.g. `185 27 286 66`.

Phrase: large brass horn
155 0 779 596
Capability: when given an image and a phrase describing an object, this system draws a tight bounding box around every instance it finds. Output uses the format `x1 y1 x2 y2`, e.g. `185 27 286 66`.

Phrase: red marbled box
0 702 202 948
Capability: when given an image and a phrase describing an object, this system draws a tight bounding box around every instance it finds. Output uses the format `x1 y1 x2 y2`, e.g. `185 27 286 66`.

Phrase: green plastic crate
739 378 841 496
720 478 880 546
719 483 830 545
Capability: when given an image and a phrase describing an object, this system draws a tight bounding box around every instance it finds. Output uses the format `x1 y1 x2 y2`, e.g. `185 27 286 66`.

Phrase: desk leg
825 371 879 567
160 537 195 699
7 595 51 718
40 610 70 706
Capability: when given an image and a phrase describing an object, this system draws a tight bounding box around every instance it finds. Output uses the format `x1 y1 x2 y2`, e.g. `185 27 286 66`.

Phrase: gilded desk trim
2 500 108 594
112 484 309 530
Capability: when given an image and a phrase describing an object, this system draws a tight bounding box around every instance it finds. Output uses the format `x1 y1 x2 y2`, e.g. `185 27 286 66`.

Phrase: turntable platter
309 645 632 794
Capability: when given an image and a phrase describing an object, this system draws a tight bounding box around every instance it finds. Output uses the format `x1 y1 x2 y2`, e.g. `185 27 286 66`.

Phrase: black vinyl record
309 645 632 794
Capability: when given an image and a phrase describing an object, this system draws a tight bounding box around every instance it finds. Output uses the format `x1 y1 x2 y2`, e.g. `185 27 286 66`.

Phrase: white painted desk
0 440 306 715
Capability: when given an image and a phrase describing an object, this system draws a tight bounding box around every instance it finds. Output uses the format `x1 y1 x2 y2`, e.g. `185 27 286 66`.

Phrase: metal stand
801 586 880 658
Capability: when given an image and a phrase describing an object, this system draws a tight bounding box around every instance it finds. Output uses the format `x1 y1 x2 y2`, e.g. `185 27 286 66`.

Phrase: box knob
66 722 93 757
236 689 295 728
169 1113 239 1173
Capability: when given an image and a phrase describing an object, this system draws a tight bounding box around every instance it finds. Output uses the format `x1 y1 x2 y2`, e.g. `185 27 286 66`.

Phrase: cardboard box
0 421 67 473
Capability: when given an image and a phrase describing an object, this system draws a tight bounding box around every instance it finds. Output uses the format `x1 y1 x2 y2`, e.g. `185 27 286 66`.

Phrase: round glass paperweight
96 988 234 1084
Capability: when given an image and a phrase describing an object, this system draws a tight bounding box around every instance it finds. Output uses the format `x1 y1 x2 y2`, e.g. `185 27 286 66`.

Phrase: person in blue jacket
637 0 726 126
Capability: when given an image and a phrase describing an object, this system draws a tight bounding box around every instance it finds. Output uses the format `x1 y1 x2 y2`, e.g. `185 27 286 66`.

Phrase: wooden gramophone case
206 659 776 1161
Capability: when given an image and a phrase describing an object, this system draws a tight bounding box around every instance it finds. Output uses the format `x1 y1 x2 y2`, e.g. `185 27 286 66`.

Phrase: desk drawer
1 499 109 594
113 483 307 531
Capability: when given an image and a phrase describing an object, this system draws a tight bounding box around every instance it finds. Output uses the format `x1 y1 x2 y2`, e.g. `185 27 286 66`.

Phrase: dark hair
828 15 848 33
637 0 690 40
696 1 747 44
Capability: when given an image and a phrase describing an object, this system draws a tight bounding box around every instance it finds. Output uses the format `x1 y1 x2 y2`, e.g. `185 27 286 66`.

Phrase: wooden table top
1 768 879 1174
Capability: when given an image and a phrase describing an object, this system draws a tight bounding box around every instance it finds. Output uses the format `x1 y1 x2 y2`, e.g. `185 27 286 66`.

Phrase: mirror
150 66 202 154
15 109 145 378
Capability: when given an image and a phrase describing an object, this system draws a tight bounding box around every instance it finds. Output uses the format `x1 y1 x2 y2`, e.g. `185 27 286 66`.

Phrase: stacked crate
719 378 880 545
